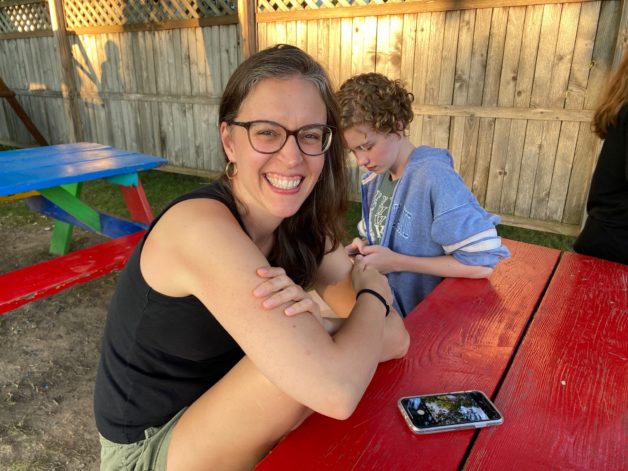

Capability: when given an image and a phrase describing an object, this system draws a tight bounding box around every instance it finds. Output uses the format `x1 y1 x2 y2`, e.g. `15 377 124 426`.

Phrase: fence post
237 0 257 59
48 0 83 142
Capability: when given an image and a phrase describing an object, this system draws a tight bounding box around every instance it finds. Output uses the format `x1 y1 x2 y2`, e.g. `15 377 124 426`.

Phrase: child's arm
353 244 494 278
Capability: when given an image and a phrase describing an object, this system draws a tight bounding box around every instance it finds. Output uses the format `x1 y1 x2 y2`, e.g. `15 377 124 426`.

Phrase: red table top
466 252 628 470
256 239 562 470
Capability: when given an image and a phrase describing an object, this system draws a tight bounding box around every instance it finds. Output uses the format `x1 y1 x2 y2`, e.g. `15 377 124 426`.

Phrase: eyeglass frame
228 120 335 156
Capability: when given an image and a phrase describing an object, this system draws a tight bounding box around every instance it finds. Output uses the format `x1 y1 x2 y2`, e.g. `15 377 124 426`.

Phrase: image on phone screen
398 390 503 434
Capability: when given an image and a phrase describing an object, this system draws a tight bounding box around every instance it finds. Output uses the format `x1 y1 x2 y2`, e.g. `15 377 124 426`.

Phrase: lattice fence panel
62 0 236 28
257 0 404 13
0 0 50 34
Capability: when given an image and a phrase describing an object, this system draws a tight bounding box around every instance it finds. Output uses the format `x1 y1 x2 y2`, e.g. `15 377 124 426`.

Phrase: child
338 72 510 317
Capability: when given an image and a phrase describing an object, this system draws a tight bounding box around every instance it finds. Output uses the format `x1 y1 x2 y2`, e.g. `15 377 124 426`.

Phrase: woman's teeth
266 174 302 190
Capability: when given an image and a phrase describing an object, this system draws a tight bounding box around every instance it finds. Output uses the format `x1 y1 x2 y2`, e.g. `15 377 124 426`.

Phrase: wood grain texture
466 252 628 470
256 240 560 471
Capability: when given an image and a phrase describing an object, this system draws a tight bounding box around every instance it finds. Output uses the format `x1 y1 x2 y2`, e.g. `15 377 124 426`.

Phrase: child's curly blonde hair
337 72 414 134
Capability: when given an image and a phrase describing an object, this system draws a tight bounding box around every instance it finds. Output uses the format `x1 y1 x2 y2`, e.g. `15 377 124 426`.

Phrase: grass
0 149 575 251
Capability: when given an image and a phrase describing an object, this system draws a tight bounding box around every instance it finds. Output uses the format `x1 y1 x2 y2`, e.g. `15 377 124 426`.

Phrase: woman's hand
254 266 322 321
381 308 410 362
350 256 393 307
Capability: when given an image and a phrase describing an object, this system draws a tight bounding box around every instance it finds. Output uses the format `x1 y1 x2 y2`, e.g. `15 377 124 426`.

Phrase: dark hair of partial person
215 44 348 288
336 72 414 135
592 51 628 139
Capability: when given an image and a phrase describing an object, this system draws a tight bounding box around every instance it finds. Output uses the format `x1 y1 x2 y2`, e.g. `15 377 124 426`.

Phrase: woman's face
343 124 402 175
220 76 327 221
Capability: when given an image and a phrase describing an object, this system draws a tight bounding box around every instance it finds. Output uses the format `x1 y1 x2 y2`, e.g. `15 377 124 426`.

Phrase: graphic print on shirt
370 190 392 244
391 205 413 240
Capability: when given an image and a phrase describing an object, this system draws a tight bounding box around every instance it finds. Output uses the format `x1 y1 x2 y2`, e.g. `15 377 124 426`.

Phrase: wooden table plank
0 144 166 195
465 252 628 471
0 146 156 173
256 240 560 471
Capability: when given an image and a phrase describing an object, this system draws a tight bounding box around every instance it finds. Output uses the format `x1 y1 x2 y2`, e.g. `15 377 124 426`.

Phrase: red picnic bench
256 241 628 470
0 231 144 315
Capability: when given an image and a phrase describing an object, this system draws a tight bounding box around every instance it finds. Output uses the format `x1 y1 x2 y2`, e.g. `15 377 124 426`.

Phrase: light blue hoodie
359 146 510 317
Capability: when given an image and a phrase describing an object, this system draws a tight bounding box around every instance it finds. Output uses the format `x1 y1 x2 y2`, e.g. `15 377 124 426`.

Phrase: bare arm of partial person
141 198 407 420
345 237 493 278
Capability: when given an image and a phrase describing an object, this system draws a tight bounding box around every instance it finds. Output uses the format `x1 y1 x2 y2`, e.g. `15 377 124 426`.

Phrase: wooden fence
0 0 242 175
258 0 627 234
0 0 626 234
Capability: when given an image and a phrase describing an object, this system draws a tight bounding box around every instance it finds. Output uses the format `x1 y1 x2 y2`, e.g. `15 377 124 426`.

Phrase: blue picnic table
1 142 166 254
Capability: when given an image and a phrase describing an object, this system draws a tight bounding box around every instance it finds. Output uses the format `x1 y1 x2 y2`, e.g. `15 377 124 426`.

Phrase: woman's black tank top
94 181 245 443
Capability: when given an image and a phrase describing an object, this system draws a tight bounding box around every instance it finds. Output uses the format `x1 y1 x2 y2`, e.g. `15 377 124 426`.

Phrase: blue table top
0 143 168 196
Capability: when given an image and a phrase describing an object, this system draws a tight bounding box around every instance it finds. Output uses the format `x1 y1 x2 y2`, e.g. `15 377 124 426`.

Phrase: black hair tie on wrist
356 288 390 317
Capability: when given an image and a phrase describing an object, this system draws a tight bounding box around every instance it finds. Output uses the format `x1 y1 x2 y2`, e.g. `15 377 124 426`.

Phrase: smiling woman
93 44 409 471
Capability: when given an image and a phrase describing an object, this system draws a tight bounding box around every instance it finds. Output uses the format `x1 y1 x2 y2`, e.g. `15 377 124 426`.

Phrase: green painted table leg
47 183 82 255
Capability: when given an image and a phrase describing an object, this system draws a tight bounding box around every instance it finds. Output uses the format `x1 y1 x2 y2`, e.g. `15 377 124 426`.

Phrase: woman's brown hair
217 44 348 288
593 51 628 139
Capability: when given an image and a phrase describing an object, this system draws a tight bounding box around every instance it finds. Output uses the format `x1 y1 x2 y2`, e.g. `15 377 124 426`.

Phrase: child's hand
355 244 396 274
253 266 322 321
345 237 368 258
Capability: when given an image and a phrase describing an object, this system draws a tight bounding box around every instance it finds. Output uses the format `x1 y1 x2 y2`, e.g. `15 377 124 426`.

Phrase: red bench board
465 252 628 471
0 231 144 315
256 240 560 471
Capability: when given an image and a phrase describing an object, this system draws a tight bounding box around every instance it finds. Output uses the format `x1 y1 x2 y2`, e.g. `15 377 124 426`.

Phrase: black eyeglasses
229 120 334 156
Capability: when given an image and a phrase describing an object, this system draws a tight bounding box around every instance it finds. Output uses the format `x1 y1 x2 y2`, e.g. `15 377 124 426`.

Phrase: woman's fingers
253 270 292 297
261 285 302 309
284 298 317 316
253 266 321 320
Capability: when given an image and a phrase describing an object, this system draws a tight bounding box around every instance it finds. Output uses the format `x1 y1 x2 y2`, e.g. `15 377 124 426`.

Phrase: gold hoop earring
225 161 238 180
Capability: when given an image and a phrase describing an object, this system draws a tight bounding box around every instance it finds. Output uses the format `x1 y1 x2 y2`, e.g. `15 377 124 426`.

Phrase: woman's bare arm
141 198 395 419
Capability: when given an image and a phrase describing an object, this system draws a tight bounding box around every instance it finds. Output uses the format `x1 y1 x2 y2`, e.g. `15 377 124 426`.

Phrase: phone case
398 390 504 434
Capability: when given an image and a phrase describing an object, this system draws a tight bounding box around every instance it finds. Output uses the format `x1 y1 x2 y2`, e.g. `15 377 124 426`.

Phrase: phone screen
398 390 503 433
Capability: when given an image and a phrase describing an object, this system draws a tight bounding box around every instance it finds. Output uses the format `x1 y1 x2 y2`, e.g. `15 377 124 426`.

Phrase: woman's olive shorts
99 408 186 471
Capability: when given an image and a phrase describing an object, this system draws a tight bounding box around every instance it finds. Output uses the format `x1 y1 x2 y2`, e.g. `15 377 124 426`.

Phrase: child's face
343 124 403 174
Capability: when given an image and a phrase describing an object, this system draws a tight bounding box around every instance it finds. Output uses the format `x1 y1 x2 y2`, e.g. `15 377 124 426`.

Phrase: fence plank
338 18 353 85
408 12 431 146
537 2 579 222
458 8 490 191
448 9 474 172
327 19 341 86
432 10 458 150
485 6 525 213
422 11 445 147
529 3 562 220
512 5 543 217
547 1 599 222
474 7 508 206
400 14 417 89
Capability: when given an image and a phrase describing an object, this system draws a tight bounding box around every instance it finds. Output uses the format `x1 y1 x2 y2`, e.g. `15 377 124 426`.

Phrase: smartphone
398 390 503 434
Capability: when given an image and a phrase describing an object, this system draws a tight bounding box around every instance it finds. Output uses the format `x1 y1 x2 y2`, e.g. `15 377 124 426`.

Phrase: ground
0 220 113 471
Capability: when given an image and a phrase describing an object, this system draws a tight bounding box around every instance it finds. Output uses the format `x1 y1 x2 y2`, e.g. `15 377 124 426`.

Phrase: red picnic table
256 240 627 470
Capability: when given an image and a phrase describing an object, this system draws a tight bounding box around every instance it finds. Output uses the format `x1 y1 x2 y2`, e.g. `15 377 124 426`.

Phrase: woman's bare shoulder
141 197 250 296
